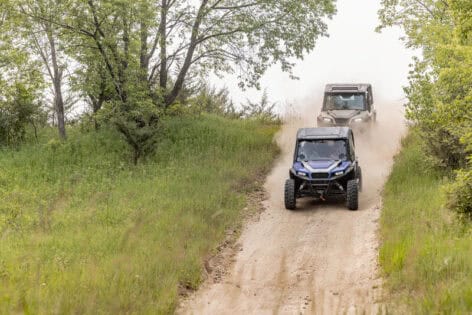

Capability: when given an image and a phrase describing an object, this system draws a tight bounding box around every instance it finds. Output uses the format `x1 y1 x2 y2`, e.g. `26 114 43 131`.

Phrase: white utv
317 83 376 128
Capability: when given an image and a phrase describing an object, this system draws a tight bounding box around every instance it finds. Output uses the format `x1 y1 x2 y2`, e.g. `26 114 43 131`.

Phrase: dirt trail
179 103 405 314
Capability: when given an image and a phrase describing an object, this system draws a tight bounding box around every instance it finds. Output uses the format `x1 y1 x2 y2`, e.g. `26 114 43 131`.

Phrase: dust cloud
178 101 406 314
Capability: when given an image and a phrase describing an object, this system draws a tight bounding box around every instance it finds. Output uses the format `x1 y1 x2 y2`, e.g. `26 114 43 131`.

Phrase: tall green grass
380 131 472 313
0 115 279 314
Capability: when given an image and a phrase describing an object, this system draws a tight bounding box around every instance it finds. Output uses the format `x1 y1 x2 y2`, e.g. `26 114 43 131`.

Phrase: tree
378 0 472 169
147 0 336 107
0 0 45 146
58 0 336 108
0 83 44 146
13 0 74 140
70 0 161 164
70 46 114 129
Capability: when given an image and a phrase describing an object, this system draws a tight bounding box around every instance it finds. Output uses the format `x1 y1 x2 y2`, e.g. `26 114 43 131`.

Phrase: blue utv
284 127 362 211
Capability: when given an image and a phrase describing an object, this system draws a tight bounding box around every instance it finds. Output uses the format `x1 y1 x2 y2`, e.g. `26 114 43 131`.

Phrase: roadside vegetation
378 0 472 312
381 131 472 313
0 114 279 314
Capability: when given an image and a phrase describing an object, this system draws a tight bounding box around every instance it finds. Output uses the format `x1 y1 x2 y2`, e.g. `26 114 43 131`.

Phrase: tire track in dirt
178 103 405 314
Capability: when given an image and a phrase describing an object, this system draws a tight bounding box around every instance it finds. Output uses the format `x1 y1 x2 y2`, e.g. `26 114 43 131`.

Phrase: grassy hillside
0 115 279 314
380 131 472 313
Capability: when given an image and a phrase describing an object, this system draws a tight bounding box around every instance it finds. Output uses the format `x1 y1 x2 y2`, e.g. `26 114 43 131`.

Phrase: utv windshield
297 139 348 161
324 93 366 110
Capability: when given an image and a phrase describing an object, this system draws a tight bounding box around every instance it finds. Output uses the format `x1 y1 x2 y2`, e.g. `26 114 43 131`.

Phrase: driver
326 140 341 160
334 97 344 109
298 142 308 161
299 141 317 161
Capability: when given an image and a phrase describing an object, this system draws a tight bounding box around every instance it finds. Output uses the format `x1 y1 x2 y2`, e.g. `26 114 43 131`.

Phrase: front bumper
298 179 346 198
290 169 352 198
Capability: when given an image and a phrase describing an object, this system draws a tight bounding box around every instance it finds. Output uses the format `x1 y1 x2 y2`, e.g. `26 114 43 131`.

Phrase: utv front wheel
346 179 359 211
284 179 296 210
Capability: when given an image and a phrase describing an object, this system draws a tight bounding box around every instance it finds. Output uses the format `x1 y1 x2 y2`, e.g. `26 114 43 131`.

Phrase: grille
311 173 329 179
334 118 349 125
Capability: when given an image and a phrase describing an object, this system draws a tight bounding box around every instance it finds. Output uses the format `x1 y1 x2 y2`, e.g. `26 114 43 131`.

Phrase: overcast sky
215 0 416 111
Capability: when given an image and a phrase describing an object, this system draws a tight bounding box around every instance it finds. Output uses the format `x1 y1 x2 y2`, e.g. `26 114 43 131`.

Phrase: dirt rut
179 104 405 314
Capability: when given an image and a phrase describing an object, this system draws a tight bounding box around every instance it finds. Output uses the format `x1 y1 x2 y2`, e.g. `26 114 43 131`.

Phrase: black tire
284 179 296 210
357 166 363 192
346 179 359 211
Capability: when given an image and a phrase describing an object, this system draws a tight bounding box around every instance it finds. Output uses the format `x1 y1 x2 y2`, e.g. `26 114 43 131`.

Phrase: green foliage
378 0 472 228
381 131 472 313
241 90 280 123
30 0 337 108
446 168 472 219
187 84 237 117
100 97 161 165
62 0 165 162
378 0 472 170
379 2 472 310
185 0 337 90
168 84 281 124
70 52 114 115
177 85 281 123
0 83 44 146
0 1 46 146
0 115 279 314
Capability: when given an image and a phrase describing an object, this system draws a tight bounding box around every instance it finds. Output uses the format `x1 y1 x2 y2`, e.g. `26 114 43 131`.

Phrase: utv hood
294 160 352 174
304 160 341 170
326 110 362 120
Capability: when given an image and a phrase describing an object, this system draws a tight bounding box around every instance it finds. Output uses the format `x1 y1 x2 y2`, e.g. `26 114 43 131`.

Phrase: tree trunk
159 0 168 91
140 22 149 72
54 79 66 139
165 0 208 107
31 120 38 143
47 27 66 140
133 148 140 165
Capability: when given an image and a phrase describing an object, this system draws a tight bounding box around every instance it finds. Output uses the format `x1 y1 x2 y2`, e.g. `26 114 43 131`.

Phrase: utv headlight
334 171 344 176
351 118 363 123
322 117 333 122
297 171 308 177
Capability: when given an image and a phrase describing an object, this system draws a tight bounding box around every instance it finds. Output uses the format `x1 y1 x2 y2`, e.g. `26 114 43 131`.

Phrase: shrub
188 84 235 116
0 83 43 146
446 127 472 219
241 90 280 123
97 97 161 165
446 167 472 220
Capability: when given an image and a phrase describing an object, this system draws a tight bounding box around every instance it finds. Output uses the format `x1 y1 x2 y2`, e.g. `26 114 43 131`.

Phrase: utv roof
325 83 371 93
297 127 350 140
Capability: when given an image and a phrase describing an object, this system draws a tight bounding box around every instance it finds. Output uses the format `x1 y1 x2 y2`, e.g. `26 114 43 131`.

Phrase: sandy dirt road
179 103 405 314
